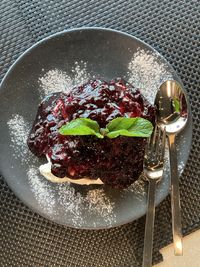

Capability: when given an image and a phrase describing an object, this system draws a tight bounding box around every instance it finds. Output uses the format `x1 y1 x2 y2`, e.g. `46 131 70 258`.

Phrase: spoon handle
168 134 183 256
142 179 157 267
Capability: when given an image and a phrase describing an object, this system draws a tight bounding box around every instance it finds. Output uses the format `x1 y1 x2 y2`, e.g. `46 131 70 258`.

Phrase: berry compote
28 78 156 189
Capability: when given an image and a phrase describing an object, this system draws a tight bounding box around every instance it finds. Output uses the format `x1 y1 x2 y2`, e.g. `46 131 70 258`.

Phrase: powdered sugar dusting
27 171 116 227
39 69 70 96
86 189 116 225
128 49 172 104
7 114 29 151
27 167 56 215
39 61 90 97
57 183 85 226
71 61 90 85
7 114 35 164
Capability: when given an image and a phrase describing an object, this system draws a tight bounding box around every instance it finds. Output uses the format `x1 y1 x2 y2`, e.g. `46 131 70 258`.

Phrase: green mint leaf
59 117 153 139
172 98 181 113
106 117 153 138
59 118 104 138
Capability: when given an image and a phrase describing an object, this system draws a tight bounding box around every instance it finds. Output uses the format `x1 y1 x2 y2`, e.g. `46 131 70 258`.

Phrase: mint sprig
59 117 153 139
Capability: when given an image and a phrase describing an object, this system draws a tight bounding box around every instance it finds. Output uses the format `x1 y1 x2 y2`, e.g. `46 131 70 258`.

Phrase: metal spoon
155 80 188 256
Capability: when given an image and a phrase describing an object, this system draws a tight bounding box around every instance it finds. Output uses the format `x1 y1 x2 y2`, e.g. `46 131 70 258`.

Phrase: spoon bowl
155 80 188 134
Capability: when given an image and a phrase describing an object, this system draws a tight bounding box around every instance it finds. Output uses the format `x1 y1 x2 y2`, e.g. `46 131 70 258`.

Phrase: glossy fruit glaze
28 78 156 188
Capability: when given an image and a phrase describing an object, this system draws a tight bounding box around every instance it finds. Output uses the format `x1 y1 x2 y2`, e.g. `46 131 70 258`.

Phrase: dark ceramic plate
0 28 192 229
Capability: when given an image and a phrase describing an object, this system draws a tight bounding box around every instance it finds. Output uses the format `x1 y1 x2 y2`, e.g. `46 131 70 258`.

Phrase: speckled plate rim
0 27 193 229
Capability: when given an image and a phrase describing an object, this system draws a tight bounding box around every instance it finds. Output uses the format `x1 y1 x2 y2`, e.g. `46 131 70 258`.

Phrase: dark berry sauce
28 79 156 188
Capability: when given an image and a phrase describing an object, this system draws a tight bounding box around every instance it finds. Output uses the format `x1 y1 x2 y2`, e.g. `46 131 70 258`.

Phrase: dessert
27 78 156 189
